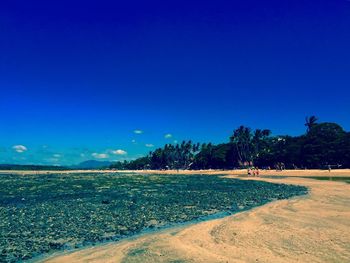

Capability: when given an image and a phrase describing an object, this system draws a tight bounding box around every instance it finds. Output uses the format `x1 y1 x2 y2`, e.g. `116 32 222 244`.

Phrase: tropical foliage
110 117 350 170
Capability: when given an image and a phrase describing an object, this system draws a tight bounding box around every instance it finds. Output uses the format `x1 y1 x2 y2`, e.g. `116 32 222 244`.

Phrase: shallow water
0 173 307 262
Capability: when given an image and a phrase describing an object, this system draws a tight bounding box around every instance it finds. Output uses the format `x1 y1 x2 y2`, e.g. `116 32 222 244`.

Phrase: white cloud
145 144 154 148
53 154 61 158
131 139 136 144
12 145 27 153
92 153 109 159
111 149 127 155
164 133 172 139
134 130 143 134
173 140 178 144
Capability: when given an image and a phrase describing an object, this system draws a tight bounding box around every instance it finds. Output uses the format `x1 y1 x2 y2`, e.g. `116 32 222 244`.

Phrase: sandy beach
2 168 350 177
40 170 350 263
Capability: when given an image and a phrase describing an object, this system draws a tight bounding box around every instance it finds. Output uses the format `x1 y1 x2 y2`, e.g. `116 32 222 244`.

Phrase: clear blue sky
1 0 350 165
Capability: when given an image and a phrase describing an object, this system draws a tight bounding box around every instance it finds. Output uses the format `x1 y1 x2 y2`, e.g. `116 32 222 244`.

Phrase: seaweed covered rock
0 173 307 262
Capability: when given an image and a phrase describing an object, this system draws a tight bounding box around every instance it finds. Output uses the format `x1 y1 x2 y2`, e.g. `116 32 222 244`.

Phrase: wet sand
44 172 350 263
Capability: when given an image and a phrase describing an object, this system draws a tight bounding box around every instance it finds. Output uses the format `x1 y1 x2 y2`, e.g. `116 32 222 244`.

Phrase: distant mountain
73 160 112 169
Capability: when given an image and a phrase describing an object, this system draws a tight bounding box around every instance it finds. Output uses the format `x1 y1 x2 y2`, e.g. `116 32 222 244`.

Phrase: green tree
301 122 346 168
305 115 318 132
109 119 350 170
230 126 253 164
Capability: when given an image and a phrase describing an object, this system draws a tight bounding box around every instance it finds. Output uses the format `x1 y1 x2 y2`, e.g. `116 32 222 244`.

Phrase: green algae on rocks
0 173 307 262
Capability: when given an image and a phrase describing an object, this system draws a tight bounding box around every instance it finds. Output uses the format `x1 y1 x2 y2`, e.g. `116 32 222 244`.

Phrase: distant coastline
2 168 350 177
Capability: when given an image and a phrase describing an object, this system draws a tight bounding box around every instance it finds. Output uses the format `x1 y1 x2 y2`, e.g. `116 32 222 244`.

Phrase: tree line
111 117 350 170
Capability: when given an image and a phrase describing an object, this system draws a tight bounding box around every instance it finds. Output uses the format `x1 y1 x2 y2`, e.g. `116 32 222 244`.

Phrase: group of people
274 162 286 171
247 167 260 176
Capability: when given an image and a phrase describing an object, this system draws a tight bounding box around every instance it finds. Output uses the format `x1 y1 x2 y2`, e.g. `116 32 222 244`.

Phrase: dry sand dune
44 173 350 263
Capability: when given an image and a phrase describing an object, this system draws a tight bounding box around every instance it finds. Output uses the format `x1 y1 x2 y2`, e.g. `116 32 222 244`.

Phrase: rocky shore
0 173 307 262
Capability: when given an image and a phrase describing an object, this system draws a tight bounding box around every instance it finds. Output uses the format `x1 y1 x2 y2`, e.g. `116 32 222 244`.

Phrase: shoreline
44 172 350 263
1 172 305 262
37 184 300 263
2 168 350 177
35 180 307 263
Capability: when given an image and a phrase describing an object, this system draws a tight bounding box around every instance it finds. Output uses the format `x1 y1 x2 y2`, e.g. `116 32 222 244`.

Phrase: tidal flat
0 173 307 262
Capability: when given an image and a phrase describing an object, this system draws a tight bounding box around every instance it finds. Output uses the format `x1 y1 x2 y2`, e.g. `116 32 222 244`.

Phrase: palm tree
252 129 271 158
262 129 271 137
230 126 252 163
305 116 318 132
